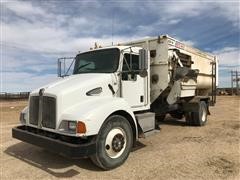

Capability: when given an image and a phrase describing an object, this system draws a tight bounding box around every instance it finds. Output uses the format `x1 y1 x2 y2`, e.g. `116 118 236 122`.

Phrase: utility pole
236 71 239 95
231 70 240 95
231 70 233 95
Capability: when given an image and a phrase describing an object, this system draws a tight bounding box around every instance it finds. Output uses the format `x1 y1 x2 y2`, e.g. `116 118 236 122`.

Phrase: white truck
12 35 218 170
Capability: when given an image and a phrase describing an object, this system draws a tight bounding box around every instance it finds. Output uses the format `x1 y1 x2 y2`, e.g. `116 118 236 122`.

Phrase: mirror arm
65 58 76 76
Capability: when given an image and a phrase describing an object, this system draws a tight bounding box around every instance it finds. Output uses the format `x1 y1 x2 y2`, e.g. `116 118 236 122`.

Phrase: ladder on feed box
210 60 217 106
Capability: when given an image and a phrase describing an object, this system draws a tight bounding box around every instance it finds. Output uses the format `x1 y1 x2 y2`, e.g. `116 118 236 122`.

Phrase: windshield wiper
74 62 92 73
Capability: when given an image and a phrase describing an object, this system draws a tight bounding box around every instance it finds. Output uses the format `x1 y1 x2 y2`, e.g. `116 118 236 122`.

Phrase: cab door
121 53 147 109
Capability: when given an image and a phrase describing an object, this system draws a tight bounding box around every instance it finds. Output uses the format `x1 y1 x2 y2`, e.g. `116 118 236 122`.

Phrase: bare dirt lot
0 96 240 179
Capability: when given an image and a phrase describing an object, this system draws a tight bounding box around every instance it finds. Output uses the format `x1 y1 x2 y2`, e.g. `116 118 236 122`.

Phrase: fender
60 96 138 137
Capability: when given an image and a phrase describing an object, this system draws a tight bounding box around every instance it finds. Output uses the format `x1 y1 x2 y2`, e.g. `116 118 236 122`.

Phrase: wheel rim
201 106 207 122
105 127 127 159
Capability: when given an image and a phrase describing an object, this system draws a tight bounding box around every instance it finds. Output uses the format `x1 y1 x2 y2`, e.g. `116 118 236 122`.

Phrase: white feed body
121 35 218 102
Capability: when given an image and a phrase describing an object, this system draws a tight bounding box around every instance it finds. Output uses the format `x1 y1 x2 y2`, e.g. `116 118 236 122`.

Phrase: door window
122 54 139 81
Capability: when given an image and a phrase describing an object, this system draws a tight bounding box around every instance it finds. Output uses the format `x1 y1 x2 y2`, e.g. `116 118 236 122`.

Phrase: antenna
111 12 115 46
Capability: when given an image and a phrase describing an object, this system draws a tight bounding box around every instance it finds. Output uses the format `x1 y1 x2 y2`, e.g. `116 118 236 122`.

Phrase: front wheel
90 115 133 170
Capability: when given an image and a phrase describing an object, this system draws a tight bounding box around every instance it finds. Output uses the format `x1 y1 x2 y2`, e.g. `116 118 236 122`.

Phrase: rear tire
185 112 194 125
90 115 133 170
193 101 208 126
185 101 208 126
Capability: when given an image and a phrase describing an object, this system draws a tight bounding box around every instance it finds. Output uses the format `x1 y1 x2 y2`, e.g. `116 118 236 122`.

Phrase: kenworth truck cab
12 35 218 170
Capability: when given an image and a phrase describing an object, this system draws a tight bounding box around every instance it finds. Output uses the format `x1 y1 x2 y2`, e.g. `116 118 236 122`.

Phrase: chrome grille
29 96 39 125
42 96 56 129
29 96 56 129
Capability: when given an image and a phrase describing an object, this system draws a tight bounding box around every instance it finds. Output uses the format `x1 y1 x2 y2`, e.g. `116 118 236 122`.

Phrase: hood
31 73 118 115
31 73 115 97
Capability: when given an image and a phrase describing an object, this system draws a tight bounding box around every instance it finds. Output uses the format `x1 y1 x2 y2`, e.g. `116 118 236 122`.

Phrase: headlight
59 120 77 134
59 120 86 134
68 121 76 131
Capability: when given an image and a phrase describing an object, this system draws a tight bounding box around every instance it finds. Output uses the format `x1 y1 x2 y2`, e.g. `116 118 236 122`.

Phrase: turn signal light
77 121 86 133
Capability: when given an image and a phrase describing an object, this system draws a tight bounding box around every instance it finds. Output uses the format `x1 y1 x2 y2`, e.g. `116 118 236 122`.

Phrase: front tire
90 115 133 170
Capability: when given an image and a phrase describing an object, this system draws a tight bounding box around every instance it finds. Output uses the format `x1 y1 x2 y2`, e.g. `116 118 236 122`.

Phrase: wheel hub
112 133 125 152
105 127 127 158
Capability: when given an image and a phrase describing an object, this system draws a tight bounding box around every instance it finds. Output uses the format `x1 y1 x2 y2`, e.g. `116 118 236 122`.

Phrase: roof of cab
76 45 142 56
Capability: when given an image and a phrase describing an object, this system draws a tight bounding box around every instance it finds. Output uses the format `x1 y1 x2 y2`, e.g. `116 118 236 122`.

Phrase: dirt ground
0 96 239 179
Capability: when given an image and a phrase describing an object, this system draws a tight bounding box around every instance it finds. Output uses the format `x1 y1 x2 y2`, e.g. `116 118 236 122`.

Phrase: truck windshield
73 48 120 74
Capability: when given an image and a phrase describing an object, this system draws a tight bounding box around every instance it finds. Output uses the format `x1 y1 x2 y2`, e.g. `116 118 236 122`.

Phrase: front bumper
12 125 96 158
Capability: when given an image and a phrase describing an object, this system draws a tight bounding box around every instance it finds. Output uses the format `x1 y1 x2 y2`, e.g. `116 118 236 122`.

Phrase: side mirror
57 57 75 77
139 49 148 70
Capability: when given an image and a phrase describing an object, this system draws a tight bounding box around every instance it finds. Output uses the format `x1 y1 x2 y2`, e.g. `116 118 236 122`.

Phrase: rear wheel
185 112 194 125
185 101 208 126
90 115 133 170
193 101 208 126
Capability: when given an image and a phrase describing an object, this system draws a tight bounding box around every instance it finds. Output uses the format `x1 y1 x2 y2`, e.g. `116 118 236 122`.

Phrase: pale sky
1 0 240 92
